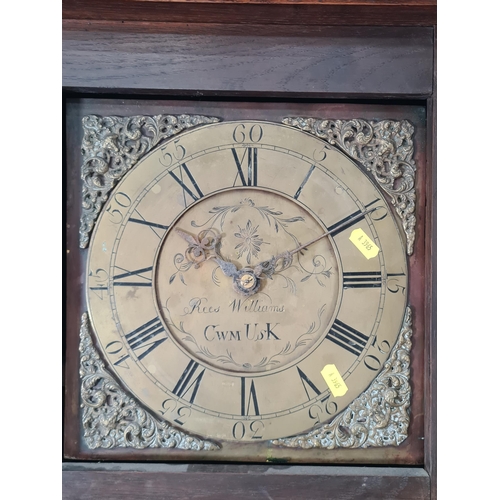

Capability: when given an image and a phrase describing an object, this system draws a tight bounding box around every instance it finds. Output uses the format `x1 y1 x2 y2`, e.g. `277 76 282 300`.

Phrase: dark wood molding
62 26 433 97
62 464 431 500
63 0 436 27
424 27 437 500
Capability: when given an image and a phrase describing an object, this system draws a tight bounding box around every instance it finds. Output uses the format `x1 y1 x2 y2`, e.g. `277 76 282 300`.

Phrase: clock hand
176 205 378 294
214 257 239 278
175 228 263 296
254 206 379 278
175 228 224 267
175 228 239 275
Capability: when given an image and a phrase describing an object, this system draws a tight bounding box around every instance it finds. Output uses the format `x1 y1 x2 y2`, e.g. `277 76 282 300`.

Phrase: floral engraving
192 198 305 244
260 304 327 368
163 299 240 366
168 253 193 286
234 220 269 264
297 253 333 287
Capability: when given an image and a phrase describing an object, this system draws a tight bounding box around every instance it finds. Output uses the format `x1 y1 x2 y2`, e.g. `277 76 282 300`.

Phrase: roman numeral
325 319 369 356
172 360 206 404
232 147 258 186
343 271 382 289
294 164 316 199
326 199 380 237
113 266 153 287
169 163 204 205
129 209 169 238
114 317 167 367
297 367 321 400
241 378 260 416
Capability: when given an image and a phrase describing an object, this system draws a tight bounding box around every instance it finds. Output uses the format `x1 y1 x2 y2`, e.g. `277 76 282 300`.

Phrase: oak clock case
80 117 413 460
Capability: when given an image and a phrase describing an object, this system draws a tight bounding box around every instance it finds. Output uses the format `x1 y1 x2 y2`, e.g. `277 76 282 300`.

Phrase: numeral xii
232 147 258 186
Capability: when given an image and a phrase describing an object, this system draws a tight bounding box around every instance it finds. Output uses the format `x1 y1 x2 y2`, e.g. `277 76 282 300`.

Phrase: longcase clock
63 5 436 498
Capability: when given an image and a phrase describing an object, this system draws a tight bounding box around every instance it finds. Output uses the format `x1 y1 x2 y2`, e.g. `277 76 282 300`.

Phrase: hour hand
175 228 222 268
175 228 237 272
214 258 238 277
200 256 262 296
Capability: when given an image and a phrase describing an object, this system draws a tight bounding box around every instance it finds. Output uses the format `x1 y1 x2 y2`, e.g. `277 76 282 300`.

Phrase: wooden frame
63 2 436 498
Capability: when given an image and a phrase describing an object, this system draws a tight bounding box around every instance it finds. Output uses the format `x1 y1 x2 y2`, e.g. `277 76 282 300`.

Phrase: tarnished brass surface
82 118 412 451
273 307 412 449
80 114 219 248
283 117 416 255
80 312 219 451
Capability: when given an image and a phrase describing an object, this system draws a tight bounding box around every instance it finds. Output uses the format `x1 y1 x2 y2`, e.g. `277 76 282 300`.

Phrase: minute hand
254 206 378 278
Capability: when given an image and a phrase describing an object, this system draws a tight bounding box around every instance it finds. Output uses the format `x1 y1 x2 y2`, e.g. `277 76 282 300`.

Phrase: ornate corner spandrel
79 312 220 451
283 117 416 255
79 114 220 249
272 307 412 450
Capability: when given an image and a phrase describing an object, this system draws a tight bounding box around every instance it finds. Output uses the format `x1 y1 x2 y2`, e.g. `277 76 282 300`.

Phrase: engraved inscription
229 298 285 314
203 323 280 342
182 297 221 315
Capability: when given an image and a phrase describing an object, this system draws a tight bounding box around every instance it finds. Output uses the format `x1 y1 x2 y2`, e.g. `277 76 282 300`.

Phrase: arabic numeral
308 396 338 425
313 145 330 162
364 354 382 371
371 206 388 221
249 420 264 439
232 124 263 143
106 192 131 224
89 268 109 299
158 399 191 426
232 420 265 439
387 272 406 295
159 139 186 168
371 336 391 354
159 398 177 416
174 406 191 426
105 340 124 355
232 421 245 439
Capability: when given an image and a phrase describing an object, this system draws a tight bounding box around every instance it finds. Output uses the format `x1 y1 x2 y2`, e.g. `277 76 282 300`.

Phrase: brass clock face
86 121 407 442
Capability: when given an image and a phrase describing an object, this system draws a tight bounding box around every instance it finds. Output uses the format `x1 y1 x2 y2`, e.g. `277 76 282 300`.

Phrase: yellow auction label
321 364 348 397
349 228 380 259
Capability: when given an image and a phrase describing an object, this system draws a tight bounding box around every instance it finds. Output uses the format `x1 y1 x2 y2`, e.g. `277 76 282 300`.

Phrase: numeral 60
232 124 263 143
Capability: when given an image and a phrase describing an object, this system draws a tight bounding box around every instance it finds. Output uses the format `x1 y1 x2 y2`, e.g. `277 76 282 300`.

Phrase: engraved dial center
154 188 341 376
